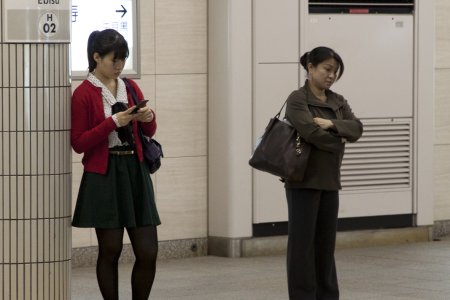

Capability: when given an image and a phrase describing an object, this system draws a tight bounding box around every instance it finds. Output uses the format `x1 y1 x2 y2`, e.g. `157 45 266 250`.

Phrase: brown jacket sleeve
331 96 363 143
285 90 344 154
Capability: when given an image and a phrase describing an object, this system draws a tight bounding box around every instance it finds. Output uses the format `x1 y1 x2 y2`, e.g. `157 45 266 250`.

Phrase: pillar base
72 238 208 268
208 226 432 258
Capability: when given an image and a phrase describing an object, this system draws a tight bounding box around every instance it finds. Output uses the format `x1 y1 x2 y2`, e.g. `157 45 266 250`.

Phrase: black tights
95 226 158 300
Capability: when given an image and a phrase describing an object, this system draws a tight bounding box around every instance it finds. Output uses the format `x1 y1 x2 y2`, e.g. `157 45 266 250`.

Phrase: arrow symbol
116 5 127 18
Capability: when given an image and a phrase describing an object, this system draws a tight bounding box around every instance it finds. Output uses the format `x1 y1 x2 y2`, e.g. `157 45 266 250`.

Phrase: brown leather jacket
285 81 363 190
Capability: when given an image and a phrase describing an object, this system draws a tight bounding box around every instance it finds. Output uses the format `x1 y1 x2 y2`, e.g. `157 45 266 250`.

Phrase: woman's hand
313 117 334 130
133 106 154 123
114 106 139 127
313 117 346 143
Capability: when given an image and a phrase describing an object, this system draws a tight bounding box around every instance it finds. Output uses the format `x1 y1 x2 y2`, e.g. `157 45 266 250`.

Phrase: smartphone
130 100 149 114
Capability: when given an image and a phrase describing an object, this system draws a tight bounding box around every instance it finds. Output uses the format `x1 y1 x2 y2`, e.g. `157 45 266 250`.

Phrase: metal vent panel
308 0 414 14
341 119 412 190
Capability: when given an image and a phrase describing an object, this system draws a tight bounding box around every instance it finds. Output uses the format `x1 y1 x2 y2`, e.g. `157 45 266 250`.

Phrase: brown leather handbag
249 101 311 181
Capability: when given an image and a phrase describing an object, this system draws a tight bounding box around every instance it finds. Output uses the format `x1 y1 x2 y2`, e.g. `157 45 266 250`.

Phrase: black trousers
285 188 340 300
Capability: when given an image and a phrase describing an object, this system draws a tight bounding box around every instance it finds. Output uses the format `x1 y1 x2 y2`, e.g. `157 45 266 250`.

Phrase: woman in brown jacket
284 46 363 300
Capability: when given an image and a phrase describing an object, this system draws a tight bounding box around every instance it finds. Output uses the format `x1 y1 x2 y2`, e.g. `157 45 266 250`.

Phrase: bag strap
278 92 307 156
123 78 139 105
279 87 314 119
122 78 147 139
275 100 288 119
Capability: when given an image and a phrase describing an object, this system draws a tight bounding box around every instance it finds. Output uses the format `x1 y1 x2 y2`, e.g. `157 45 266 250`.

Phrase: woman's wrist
112 114 121 127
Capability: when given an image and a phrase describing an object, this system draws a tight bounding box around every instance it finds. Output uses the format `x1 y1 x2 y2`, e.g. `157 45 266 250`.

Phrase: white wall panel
305 15 414 119
435 0 450 68
253 63 298 223
155 0 207 74
435 69 450 145
253 0 299 63
339 190 412 218
140 0 156 75
434 145 450 220
157 156 207 240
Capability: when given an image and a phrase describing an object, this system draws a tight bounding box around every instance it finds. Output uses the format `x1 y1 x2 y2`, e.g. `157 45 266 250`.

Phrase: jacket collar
302 80 343 111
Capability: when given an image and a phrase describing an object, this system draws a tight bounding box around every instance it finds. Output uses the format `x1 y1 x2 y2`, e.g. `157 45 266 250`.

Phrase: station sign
71 0 138 77
2 0 71 42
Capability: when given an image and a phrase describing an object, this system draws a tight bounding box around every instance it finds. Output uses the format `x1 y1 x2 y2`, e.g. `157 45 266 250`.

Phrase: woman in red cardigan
71 29 160 300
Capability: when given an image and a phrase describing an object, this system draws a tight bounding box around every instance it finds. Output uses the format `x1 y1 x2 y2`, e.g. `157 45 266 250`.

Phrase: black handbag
123 78 163 174
249 100 311 181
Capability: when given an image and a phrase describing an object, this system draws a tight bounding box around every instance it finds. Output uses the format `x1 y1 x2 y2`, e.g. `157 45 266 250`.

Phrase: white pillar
0 1 72 299
208 0 253 256
415 0 435 226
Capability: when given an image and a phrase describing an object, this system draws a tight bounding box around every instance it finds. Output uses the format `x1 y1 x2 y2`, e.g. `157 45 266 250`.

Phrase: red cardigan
71 79 157 174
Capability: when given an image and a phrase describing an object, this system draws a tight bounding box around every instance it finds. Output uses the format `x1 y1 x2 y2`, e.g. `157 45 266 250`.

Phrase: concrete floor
72 238 450 300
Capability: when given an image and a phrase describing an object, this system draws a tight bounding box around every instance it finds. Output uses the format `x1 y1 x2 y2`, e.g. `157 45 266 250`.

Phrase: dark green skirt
72 152 161 229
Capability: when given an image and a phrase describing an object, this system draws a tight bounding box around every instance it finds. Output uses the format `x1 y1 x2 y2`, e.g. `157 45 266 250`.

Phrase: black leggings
95 225 158 300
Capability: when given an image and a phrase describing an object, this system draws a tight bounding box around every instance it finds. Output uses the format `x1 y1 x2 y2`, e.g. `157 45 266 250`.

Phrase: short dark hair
87 29 129 72
300 46 344 80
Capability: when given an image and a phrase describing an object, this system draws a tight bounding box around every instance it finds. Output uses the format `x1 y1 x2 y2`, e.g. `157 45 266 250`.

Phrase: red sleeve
141 111 157 138
71 85 117 153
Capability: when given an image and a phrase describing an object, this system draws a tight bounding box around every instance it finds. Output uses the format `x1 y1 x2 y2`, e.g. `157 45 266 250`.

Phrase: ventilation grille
309 0 414 14
341 119 412 190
